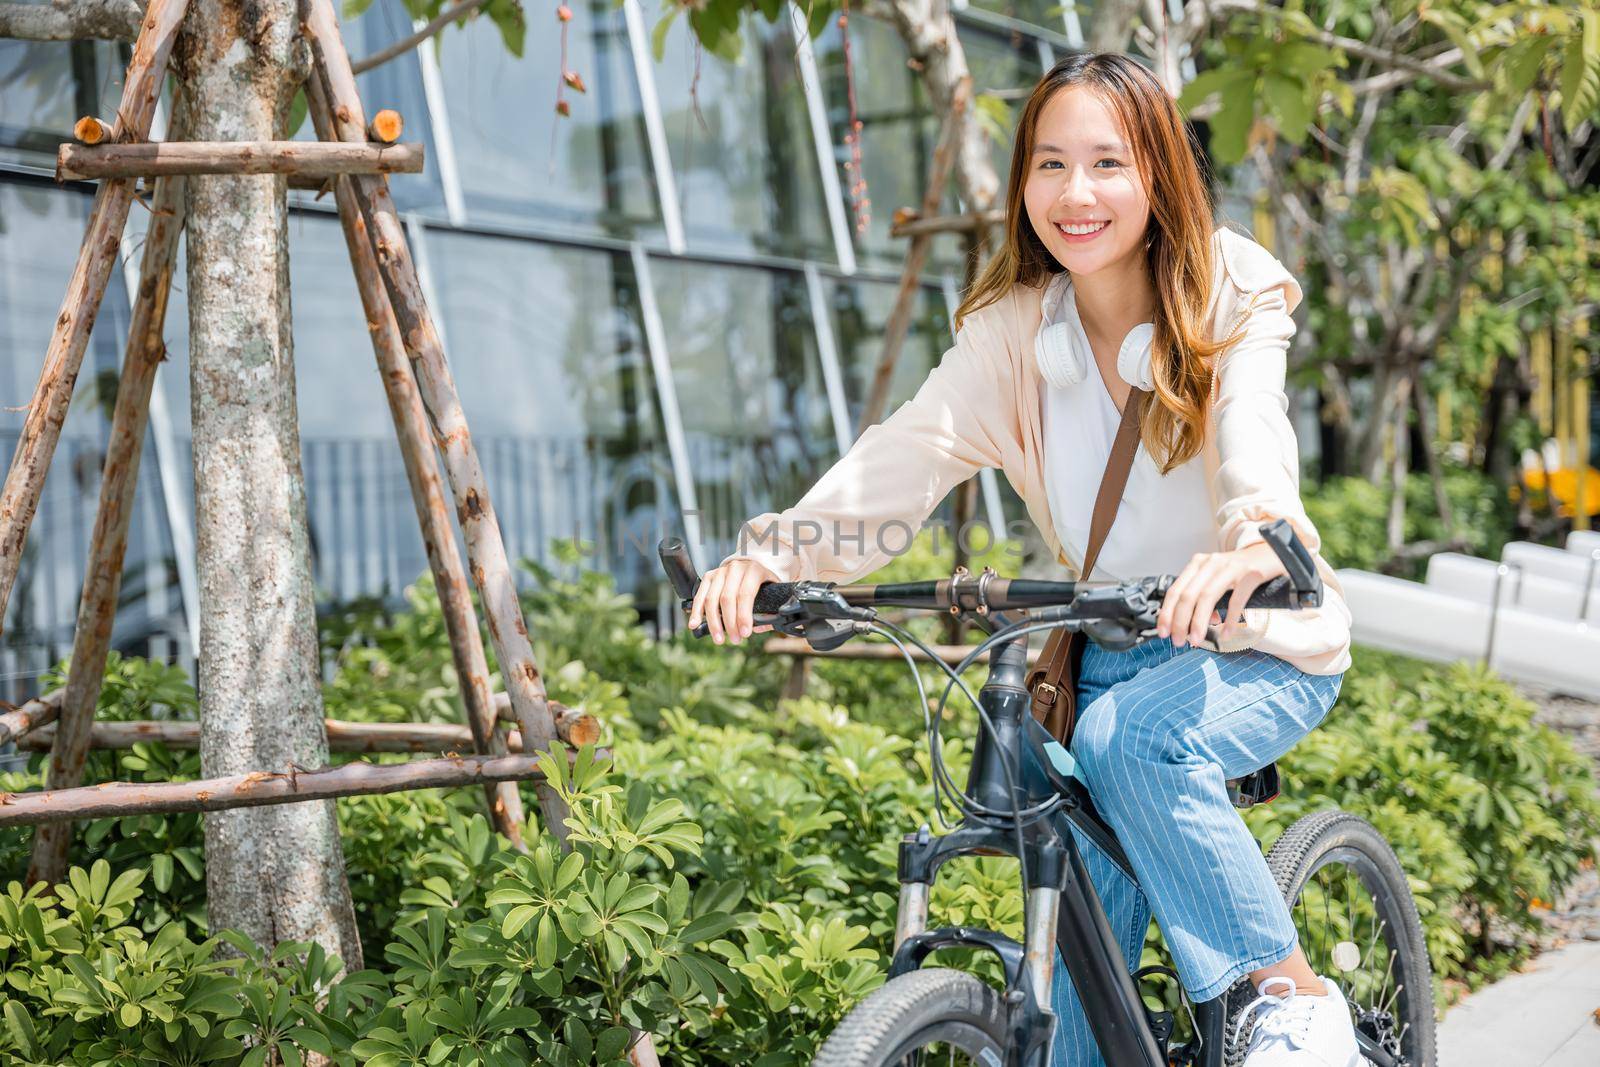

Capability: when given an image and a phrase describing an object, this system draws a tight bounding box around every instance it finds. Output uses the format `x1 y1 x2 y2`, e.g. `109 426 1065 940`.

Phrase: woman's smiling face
1023 86 1151 276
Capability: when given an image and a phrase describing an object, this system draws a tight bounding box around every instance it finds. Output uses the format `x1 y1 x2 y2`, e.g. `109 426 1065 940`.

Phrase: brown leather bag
1026 388 1149 745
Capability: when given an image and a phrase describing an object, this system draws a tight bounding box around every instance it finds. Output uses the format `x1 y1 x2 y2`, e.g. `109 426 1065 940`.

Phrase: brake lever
765 586 876 652
1258 518 1322 607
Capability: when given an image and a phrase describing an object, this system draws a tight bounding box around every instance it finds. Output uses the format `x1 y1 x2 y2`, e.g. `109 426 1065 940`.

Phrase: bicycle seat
1226 763 1280 808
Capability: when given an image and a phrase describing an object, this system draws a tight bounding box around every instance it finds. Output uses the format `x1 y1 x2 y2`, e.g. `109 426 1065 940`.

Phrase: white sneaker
1234 975 1363 1067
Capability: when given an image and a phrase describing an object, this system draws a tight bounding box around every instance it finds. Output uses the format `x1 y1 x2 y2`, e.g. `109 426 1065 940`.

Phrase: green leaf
486 0 527 59
503 903 540 939
287 87 309 139
1209 74 1257 164
652 9 679 63
678 912 740 945
1560 14 1600 133
1506 35 1552 97
151 852 173 894
1262 71 1310 143
1175 66 1252 115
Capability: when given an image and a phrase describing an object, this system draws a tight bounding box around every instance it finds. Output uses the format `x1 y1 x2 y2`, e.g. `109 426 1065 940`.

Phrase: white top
1040 283 1218 581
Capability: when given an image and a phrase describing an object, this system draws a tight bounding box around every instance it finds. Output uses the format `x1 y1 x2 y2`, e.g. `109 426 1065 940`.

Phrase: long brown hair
956 52 1246 474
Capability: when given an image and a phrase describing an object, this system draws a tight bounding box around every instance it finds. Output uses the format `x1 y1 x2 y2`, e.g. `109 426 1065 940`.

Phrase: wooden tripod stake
0 2 585 877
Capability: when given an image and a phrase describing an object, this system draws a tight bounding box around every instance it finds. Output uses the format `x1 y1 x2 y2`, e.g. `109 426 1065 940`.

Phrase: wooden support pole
19 708 601 753
0 690 65 748
302 0 567 841
27 169 188 888
56 140 424 181
888 207 1005 240
0 0 188 637
0 751 591 826
856 76 972 437
781 657 812 701
73 116 116 145
311 113 526 847
367 109 403 144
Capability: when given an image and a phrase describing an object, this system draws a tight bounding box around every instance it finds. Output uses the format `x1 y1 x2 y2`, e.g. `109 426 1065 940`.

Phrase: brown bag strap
1028 388 1149 732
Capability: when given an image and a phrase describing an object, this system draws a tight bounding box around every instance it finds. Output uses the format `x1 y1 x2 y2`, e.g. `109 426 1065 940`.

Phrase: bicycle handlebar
660 518 1322 648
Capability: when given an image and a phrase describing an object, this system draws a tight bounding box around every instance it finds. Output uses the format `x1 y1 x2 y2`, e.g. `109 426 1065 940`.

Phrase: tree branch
349 0 490 76
1183 0 1480 92
0 0 142 41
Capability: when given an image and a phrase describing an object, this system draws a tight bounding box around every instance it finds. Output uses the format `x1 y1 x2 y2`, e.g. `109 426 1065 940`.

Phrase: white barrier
1337 568 1600 701
1502 541 1596 585
1568 530 1600 556
1425 552 1600 622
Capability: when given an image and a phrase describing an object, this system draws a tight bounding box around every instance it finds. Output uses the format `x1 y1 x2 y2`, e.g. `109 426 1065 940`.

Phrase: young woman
688 52 1358 1067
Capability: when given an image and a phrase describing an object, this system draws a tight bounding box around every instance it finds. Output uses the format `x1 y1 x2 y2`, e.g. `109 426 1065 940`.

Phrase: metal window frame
628 243 704 571
1061 0 1086 47
1169 0 1197 81
804 262 854 457
412 17 468 227
789 2 859 276
622 0 688 254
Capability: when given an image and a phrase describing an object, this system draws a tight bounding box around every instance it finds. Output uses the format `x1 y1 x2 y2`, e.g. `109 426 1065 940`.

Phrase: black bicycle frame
888 635 1229 1067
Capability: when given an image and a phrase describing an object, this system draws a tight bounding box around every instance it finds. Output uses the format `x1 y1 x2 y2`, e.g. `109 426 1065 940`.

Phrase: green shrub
4 547 1596 1060
1303 461 1515 576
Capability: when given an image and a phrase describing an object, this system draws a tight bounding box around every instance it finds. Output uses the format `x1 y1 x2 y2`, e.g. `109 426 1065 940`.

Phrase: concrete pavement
1436 938 1600 1066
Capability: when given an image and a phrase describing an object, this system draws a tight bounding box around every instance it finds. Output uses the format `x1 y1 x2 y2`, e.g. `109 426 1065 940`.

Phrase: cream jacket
723 225 1353 676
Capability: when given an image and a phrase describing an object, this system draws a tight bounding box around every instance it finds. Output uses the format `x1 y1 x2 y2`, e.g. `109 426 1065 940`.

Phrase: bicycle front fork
890 821 1169 1067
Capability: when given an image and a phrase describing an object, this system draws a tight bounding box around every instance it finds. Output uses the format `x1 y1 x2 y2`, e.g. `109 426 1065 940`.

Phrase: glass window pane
0 182 167 700
433 1 661 240
654 17 832 260
965 0 1081 34
425 229 675 599
961 26 1042 183
825 274 951 431
290 3 446 214
810 17 964 274
282 213 429 602
0 39 125 163
649 259 836 557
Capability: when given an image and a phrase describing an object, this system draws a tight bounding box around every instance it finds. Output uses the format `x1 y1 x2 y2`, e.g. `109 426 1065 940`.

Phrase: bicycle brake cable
869 616 1081 899
865 621 956 831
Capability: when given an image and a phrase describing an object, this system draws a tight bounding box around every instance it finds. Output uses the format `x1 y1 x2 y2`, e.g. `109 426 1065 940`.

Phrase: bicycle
658 519 1434 1067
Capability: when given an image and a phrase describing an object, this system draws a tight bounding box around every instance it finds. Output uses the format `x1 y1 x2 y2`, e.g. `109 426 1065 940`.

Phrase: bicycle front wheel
813 967 1007 1066
1257 810 1436 1067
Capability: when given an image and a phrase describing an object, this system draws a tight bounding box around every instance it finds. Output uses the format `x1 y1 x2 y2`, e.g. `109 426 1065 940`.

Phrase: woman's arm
1158 277 1323 648
1210 282 1322 557
719 304 1018 584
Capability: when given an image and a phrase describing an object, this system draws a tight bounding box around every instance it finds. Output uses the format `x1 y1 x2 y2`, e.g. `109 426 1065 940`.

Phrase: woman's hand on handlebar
687 558 783 644
1156 540 1288 647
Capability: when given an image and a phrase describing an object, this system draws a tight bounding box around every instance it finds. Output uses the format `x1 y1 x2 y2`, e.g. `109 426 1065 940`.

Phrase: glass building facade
1 0 1253 700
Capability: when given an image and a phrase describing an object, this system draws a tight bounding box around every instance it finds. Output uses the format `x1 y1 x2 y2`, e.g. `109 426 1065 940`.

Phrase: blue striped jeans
1047 635 1345 1067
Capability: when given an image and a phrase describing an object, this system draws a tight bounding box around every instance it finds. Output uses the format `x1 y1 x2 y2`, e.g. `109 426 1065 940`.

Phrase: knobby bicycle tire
813 967 1007 1067
1240 810 1437 1067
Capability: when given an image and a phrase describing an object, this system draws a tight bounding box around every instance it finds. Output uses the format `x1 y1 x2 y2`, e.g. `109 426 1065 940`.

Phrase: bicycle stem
965 636 1031 813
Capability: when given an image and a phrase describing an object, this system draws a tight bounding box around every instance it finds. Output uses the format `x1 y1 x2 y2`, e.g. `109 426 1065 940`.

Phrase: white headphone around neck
1034 273 1155 391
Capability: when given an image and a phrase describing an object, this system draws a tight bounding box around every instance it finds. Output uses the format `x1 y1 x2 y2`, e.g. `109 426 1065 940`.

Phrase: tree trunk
860 0 999 219
174 2 361 969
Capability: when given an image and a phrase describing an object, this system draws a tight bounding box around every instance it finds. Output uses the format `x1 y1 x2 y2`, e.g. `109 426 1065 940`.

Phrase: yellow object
1521 465 1600 517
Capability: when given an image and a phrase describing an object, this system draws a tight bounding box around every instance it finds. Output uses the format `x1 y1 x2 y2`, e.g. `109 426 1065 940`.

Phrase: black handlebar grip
658 537 700 602
753 582 799 614
1214 574 1300 614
